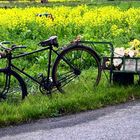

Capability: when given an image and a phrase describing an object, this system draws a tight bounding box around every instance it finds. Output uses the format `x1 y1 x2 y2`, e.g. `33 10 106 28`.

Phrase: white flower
114 47 125 57
128 50 135 57
113 47 124 67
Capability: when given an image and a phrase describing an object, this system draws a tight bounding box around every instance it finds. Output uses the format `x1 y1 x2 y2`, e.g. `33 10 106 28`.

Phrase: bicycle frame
5 45 61 86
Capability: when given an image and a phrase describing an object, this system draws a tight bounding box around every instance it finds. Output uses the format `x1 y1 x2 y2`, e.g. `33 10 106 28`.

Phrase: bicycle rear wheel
0 69 27 102
52 44 101 93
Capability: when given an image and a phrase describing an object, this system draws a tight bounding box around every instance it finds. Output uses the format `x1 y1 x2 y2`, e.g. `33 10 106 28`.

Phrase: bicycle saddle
39 36 58 47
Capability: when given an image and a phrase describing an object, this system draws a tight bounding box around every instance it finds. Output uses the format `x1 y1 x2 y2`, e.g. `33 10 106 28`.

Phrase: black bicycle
0 36 101 100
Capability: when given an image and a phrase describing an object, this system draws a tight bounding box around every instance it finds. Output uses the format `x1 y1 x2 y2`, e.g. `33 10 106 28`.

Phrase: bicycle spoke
61 75 77 87
58 71 77 85
53 45 101 93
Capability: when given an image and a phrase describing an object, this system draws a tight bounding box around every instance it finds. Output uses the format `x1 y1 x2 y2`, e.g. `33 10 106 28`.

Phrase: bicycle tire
0 69 27 100
52 44 101 93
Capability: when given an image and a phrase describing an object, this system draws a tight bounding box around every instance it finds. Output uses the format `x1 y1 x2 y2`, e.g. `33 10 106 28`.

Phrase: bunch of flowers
105 39 140 70
127 39 140 57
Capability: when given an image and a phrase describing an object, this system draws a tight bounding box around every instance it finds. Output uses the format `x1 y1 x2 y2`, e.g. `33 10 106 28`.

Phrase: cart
79 40 140 85
102 53 140 85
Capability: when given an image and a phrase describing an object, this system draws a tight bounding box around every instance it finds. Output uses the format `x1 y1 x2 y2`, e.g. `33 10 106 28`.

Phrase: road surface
0 100 140 140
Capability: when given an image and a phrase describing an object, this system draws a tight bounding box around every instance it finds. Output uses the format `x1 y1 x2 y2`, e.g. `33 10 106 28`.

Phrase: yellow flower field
0 6 140 46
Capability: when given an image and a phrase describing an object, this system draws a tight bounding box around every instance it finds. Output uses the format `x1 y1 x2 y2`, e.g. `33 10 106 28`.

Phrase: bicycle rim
0 70 26 102
52 45 101 93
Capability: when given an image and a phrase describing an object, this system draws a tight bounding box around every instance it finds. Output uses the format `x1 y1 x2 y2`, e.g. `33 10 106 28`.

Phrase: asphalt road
0 100 140 140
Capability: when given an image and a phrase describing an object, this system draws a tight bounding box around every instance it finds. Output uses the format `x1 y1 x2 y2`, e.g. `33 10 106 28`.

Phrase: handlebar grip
19 46 27 49
11 45 27 50
1 41 10 44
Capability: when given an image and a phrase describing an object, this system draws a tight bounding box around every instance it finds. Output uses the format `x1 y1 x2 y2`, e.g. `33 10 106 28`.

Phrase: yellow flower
130 39 140 49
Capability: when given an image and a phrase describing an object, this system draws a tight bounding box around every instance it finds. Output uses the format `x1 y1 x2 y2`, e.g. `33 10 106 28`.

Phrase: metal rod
11 64 41 84
47 46 52 83
12 46 51 59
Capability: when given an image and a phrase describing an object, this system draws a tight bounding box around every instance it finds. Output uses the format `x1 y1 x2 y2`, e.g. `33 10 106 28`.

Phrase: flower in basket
113 47 124 67
129 39 140 50
124 49 135 57
113 39 140 71
124 48 130 57
122 39 140 71
128 50 135 57
105 61 110 68
127 39 140 57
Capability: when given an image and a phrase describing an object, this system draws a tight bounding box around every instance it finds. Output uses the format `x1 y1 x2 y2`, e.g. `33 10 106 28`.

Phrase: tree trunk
41 0 48 3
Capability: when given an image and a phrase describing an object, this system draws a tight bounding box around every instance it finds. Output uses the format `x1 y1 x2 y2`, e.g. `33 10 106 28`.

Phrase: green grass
0 74 140 127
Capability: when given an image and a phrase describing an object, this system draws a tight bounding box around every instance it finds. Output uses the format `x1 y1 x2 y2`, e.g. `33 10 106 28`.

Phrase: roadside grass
0 73 140 127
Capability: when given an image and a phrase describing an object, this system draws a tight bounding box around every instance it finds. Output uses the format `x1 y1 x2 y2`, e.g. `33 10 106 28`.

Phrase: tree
41 0 48 3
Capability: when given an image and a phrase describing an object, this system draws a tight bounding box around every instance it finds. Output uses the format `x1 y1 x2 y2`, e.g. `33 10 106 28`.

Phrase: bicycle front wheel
52 44 101 93
0 69 27 101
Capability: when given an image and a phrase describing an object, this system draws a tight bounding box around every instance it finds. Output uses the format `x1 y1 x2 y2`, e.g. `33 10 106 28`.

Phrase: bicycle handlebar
0 41 10 50
0 41 26 52
1 41 10 44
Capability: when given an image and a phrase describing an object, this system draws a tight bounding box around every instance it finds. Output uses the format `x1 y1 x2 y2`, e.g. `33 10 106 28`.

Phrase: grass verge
0 81 140 127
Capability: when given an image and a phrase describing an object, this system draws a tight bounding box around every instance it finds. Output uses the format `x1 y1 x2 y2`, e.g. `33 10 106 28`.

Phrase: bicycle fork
0 72 10 99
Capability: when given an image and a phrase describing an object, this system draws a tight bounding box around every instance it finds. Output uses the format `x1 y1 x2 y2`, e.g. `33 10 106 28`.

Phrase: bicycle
0 36 101 100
